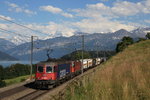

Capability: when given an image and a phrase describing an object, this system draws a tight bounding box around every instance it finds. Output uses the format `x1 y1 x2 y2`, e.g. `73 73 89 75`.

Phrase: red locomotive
34 58 102 88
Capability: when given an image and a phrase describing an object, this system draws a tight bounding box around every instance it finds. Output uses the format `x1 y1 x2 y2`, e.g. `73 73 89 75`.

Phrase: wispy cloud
6 2 36 15
61 12 73 18
1 0 150 40
0 15 13 21
40 5 73 18
66 0 150 33
73 0 150 18
0 21 75 40
144 20 150 24
72 17 135 33
40 5 62 14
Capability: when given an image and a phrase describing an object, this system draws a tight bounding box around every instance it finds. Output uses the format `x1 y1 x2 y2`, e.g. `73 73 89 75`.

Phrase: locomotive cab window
72 63 75 67
46 66 53 73
54 66 57 72
37 66 43 73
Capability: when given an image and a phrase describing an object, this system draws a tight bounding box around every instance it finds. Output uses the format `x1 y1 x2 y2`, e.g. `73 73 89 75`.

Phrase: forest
0 64 36 87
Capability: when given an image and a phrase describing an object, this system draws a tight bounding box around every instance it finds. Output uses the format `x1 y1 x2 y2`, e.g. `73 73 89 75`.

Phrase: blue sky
0 0 150 40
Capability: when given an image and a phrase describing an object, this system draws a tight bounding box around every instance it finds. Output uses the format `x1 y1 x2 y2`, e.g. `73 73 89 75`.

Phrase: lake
0 61 40 67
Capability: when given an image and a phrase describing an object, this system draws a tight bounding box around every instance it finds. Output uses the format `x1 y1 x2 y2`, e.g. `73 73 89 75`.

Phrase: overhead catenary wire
0 29 31 45
0 17 91 58
0 29 31 50
0 16 51 37
0 27 30 39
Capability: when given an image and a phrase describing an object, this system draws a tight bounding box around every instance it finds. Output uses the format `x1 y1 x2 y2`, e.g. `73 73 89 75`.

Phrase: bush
20 78 26 82
137 38 146 42
116 36 133 52
0 80 6 88
146 32 150 39
0 65 4 80
3 64 31 79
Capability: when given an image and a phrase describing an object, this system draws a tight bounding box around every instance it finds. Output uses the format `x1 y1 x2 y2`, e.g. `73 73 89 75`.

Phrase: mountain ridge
1 27 150 61
0 38 16 51
0 50 18 61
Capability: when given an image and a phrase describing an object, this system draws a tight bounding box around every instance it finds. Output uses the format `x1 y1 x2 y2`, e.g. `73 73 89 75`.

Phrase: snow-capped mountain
9 36 30 45
1 27 150 61
131 27 150 37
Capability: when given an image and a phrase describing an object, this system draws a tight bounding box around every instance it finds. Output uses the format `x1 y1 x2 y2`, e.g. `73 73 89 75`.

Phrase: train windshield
37 66 43 73
46 66 53 73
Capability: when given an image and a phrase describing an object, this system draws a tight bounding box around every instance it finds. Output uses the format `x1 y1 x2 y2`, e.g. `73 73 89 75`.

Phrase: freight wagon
35 58 103 89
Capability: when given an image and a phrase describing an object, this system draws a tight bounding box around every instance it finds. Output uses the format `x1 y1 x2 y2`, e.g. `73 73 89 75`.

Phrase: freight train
34 58 103 89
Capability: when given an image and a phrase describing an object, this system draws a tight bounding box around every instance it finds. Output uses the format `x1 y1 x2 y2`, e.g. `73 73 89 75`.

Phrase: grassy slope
64 40 150 100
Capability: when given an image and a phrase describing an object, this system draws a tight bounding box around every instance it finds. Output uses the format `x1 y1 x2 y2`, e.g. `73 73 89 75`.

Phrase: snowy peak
1 27 149 61
131 27 150 37
9 36 30 45
132 27 150 33
1 27 149 45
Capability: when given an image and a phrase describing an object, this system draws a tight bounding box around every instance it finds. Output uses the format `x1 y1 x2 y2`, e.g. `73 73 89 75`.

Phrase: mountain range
0 27 149 61
0 38 16 51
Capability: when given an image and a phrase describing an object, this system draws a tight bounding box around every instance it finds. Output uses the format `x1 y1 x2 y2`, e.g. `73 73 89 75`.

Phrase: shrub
0 80 6 88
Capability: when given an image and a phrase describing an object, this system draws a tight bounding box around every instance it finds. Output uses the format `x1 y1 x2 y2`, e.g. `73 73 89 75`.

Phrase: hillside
0 51 18 61
61 50 115 60
63 40 150 100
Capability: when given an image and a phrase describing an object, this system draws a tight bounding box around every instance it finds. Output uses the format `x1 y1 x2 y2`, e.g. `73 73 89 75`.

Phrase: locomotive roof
37 61 70 65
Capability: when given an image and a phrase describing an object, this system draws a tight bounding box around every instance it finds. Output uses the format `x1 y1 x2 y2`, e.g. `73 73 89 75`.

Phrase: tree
137 38 146 42
3 64 30 79
0 65 4 80
116 36 134 52
72 51 90 60
121 36 134 44
61 50 91 60
0 65 6 87
146 32 150 39
0 80 6 87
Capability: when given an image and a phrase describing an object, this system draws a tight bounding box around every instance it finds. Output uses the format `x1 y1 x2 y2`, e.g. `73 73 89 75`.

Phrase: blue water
0 61 39 67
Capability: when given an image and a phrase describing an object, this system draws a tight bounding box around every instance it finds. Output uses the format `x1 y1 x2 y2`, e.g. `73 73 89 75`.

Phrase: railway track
0 65 101 100
0 85 28 100
36 67 99 100
15 80 70 100
0 82 35 100
0 78 71 100
16 90 48 100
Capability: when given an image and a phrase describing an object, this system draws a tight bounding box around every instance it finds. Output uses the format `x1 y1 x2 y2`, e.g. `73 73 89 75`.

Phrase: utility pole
97 49 98 58
96 41 99 58
81 35 84 74
30 36 33 80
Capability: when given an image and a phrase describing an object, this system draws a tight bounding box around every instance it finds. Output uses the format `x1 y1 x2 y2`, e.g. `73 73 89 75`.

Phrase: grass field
62 40 150 100
4 75 30 86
